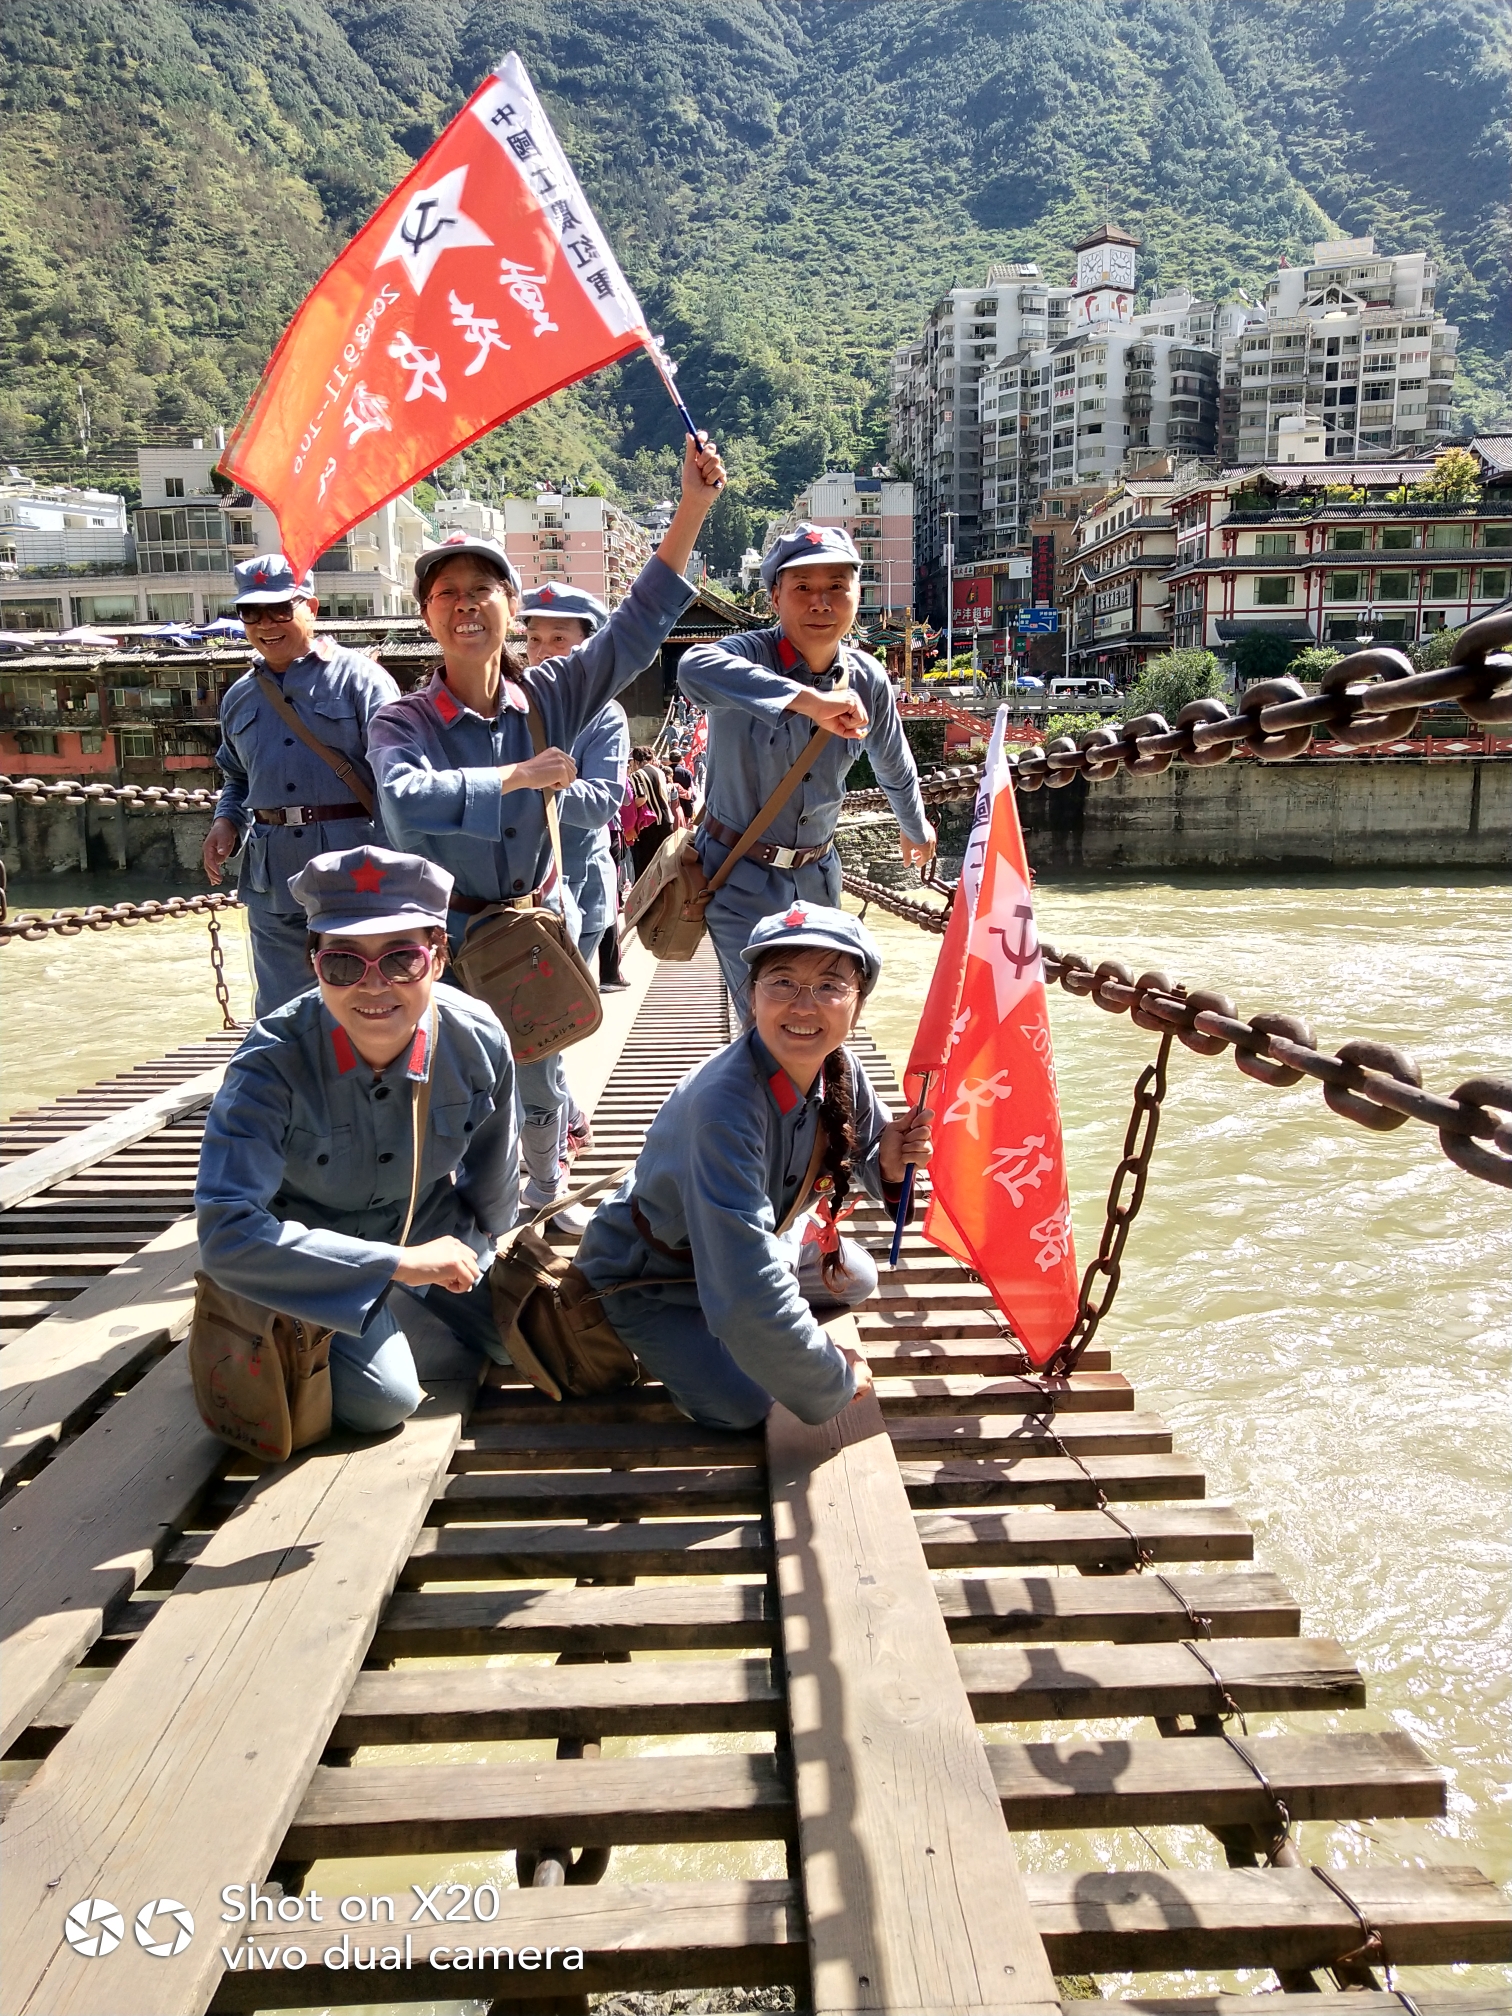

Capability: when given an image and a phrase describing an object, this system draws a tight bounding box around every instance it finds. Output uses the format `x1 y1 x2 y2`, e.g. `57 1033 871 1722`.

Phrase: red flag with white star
903 709 1078 1365
220 54 651 577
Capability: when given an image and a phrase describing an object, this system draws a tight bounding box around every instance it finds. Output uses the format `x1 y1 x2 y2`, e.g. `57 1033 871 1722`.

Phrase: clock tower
1072 224 1139 330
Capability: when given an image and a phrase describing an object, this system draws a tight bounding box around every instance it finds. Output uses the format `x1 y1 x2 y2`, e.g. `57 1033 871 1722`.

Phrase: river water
2 869 1507 2006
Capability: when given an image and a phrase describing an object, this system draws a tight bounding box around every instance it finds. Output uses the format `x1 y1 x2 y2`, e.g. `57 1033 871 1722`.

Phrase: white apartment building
1064 470 1181 680
0 438 431 632
763 471 914 619
0 483 129 574
979 229 1220 559
434 490 654 605
1220 238 1457 465
890 262 1074 580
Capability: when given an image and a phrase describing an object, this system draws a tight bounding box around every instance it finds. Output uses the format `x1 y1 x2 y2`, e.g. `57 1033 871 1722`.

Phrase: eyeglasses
755 974 859 1009
237 602 301 624
313 943 435 988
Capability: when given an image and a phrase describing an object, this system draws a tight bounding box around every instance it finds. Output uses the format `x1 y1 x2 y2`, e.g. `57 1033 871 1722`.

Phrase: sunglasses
313 943 435 988
237 602 303 624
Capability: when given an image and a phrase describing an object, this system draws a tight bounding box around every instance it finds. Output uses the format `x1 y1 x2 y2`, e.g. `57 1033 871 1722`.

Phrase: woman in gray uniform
195 845 517 1433
572 904 934 1429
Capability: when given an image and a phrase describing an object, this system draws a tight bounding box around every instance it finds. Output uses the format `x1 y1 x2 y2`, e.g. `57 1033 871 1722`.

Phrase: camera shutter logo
63 1899 125 1958
135 1898 196 1958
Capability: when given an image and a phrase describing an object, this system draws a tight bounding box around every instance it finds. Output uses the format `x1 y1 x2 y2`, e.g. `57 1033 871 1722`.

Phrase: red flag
904 708 1078 1364
220 54 651 577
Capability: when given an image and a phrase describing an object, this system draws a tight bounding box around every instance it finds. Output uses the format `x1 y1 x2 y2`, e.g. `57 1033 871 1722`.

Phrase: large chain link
0 891 241 945
0 779 220 812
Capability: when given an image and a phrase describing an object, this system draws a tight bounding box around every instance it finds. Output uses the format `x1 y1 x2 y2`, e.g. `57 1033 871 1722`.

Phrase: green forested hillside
2 0 1508 568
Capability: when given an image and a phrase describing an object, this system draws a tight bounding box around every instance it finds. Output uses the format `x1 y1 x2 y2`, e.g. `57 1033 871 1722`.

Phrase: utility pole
904 603 914 697
942 510 956 689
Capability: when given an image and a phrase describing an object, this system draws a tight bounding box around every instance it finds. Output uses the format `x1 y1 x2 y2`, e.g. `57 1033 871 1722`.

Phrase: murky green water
3 870 1507 2006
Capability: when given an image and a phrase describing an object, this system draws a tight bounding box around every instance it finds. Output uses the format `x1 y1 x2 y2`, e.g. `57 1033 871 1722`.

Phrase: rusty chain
843 868 1512 1189
206 914 239 1031
0 778 220 813
1042 1032 1174 1379
0 891 241 945
842 617 1512 812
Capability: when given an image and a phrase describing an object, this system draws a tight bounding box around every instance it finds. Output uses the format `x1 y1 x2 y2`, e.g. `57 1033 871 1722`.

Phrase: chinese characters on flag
220 54 652 578
904 708 1079 1365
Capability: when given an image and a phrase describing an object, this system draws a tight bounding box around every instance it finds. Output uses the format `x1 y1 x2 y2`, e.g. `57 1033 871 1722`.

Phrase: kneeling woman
573 904 933 1429
196 845 516 1433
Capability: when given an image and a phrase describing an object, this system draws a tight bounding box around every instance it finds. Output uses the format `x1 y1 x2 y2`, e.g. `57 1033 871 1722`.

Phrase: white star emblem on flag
376 167 493 296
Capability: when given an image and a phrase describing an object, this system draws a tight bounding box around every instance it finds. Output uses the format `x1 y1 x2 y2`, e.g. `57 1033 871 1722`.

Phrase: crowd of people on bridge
193 438 937 1450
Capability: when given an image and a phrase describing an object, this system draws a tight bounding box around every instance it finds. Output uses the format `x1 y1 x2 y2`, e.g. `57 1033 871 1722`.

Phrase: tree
1406 447 1482 506
1121 648 1224 722
1287 644 1342 683
1409 624 1464 672
1231 631 1298 686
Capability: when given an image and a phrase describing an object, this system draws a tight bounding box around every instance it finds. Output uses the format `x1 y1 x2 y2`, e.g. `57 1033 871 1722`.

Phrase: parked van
1048 676 1118 704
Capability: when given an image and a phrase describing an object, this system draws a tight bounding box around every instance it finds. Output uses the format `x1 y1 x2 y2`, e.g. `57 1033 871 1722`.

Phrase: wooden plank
373 1582 777 1657
283 1751 793 1858
430 1464 769 1521
873 1371 1134 1414
935 1572 1301 1643
0 1366 475 2016
987 1729 1444 1828
900 1453 1205 1510
956 1636 1364 1719
1024 1863 1512 1972
206 1879 806 2012
0 1066 224 1209
767 1344 1061 2014
0 1214 201 1484
0 1346 224 1754
455 1418 765 1470
394 1516 769 1583
918 1505 1254 1569
888 1409 1171 1458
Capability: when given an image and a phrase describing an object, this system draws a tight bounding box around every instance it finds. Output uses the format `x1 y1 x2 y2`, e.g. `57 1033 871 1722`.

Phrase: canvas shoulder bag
451 696 603 1063
190 1016 434 1461
623 703 840 963
254 672 375 815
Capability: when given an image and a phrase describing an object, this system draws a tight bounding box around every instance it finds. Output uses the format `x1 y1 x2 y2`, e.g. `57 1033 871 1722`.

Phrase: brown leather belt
631 1198 692 1262
702 816 833 871
253 801 367 828
448 889 543 916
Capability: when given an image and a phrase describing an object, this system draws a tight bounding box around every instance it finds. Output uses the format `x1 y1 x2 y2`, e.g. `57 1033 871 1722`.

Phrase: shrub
1121 648 1224 723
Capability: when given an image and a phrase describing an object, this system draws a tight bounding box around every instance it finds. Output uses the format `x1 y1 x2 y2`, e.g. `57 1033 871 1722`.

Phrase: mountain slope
1 0 1506 568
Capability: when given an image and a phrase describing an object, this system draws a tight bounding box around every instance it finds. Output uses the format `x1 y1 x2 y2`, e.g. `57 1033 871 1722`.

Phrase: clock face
1078 243 1136 290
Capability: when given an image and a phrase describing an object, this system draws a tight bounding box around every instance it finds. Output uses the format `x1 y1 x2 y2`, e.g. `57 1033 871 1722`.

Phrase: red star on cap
443 532 468 546
349 861 387 894
783 905 807 927
804 531 824 546
538 585 556 601
253 568 268 583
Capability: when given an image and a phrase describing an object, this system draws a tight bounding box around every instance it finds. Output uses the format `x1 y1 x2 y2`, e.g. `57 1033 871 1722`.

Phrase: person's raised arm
655 434 726 581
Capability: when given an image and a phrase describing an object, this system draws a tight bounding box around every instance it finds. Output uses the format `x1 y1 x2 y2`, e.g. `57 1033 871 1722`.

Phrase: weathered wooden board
987 1728 1444 1827
956 1636 1363 1719
1025 1863 1512 1972
0 1214 202 1484
917 1505 1254 1568
0 1066 223 1209
899 1452 1205 1509
768 1354 1061 2015
373 1580 778 1658
0 1372 474 2016
430 1463 770 1520
934 1571 1301 1642
397 1516 770 1582
0 1345 224 1754
889 1410 1172 1457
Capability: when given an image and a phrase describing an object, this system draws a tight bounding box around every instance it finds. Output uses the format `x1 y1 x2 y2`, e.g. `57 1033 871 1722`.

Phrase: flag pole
644 334 720 475
888 1072 930 1268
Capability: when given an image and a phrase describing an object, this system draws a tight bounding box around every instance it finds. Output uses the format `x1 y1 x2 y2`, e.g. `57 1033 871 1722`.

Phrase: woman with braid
572 905 934 1428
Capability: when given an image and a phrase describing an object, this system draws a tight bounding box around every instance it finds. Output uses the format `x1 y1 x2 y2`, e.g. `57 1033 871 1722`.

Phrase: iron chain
0 778 219 813
0 891 241 945
206 914 238 1031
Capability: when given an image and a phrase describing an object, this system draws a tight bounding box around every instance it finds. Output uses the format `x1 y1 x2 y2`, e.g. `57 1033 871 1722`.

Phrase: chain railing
842 868 1512 1190
0 779 220 812
842 619 1512 813
0 890 242 945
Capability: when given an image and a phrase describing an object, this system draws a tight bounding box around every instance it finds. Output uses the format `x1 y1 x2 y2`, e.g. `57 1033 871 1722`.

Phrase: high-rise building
433 490 654 604
1221 238 1457 465
764 471 914 620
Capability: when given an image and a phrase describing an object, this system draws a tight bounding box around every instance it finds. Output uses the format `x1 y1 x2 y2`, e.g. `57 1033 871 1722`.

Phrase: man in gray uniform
677 522 935 1015
203 554 398 1014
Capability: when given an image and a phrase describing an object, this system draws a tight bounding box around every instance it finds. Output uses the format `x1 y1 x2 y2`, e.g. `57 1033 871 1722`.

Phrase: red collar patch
776 635 801 672
330 1026 358 1075
767 1068 799 1116
431 676 461 725
405 1017 431 1082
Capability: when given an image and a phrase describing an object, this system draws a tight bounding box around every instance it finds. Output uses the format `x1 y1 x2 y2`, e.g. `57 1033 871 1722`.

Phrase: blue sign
1016 607 1060 635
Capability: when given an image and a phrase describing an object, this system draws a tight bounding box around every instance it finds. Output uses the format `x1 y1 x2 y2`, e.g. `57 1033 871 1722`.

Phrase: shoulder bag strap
254 672 375 815
398 1005 436 1247
775 1122 830 1236
704 668 848 898
522 693 568 894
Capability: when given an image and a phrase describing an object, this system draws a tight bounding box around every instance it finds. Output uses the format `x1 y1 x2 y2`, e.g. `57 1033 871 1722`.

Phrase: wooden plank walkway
1 945 1507 2015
